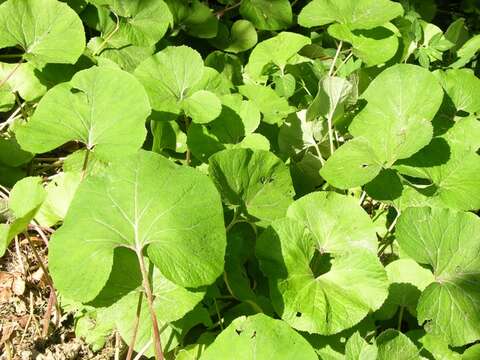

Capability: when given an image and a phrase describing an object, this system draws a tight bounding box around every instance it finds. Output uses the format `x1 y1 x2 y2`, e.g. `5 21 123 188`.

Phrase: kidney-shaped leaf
245 32 311 81
16 66 150 156
287 192 378 253
321 64 443 189
135 46 221 123
0 0 85 65
240 0 292 31
201 313 318 360
256 218 388 335
396 207 480 346
49 151 226 302
298 0 403 30
209 148 295 223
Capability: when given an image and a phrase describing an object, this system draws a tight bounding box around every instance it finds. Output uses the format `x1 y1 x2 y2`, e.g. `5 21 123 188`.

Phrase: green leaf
0 0 85 65
322 64 443 189
287 191 378 253
450 34 480 69
49 150 226 302
87 37 155 72
345 332 377 360
0 137 33 167
0 62 47 104
16 66 150 156
182 90 222 124
165 0 218 39
376 259 434 319
135 46 222 121
238 84 295 125
328 23 400 66
307 76 352 122
394 116 480 211
435 69 480 114
298 0 403 30
99 250 204 357
376 329 420 360
245 32 311 81
396 207 480 346
256 217 388 335
240 0 292 31
211 20 258 54
320 138 383 189
93 0 173 47
209 148 294 223
201 314 318 360
0 176 46 256
350 64 443 162
35 172 82 227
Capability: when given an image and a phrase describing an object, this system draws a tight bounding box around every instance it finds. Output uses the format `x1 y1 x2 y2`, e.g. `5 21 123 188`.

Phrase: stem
215 1 242 17
359 191 366 206
0 60 22 89
328 41 343 77
93 12 120 56
126 291 144 360
332 51 353 77
225 209 240 232
213 298 224 330
0 53 23 59
397 306 405 331
24 232 61 331
312 142 325 166
377 215 399 256
324 41 343 156
135 249 164 360
81 148 90 180
184 116 191 166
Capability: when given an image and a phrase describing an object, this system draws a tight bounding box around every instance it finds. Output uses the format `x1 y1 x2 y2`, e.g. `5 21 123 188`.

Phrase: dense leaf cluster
1 0 480 359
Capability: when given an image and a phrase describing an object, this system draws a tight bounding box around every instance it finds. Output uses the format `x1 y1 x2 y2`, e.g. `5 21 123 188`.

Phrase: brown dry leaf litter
0 235 117 359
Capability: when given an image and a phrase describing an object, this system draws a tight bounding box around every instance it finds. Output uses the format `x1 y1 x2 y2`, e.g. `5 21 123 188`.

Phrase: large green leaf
245 32 311 81
435 69 480 114
0 0 85 65
298 0 403 30
211 20 258 54
0 177 46 256
256 217 388 335
208 148 294 223
0 62 47 107
320 138 383 189
49 151 226 302
345 332 377 360
376 330 419 360
92 0 172 47
396 207 480 346
165 0 218 39
321 64 443 189
16 66 150 156
201 314 318 360
287 192 378 253
394 116 480 211
135 46 222 124
240 0 292 31
92 248 204 357
328 23 400 66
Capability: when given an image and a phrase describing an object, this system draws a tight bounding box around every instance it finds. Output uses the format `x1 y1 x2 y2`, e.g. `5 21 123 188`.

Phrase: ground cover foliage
1 0 480 358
